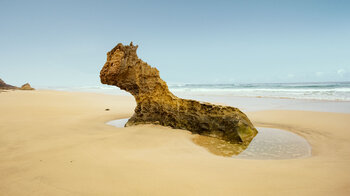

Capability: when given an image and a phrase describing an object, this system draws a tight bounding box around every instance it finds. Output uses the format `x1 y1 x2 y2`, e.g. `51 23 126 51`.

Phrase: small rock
20 83 35 90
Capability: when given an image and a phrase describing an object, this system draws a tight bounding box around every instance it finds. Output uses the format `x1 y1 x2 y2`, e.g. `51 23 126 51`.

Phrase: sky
0 0 349 87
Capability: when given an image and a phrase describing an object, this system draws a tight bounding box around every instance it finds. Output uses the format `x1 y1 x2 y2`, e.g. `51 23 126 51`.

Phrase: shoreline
29 86 350 102
0 90 349 195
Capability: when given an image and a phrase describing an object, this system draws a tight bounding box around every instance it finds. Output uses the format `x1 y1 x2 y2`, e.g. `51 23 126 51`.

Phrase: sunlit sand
1 90 349 195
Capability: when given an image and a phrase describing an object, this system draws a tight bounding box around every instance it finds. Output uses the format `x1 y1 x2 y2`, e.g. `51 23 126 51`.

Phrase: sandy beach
0 90 349 195
2 0 350 195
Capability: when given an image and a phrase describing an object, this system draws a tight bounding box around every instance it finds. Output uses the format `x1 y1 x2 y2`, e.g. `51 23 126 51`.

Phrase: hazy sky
0 0 349 87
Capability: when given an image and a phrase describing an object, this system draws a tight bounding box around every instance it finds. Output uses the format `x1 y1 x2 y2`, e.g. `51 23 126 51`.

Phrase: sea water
39 82 350 101
169 82 350 101
106 118 311 160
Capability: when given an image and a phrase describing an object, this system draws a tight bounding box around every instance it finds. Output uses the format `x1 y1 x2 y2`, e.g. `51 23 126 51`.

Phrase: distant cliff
0 79 18 90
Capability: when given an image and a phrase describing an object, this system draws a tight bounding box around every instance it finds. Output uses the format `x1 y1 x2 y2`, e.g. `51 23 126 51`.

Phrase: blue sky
0 0 349 87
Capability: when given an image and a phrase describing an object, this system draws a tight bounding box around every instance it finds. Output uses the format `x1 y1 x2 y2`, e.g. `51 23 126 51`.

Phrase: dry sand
0 90 349 195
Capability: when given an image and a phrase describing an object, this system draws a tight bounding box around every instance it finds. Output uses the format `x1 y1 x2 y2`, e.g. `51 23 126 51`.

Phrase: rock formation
19 83 35 90
0 78 18 90
100 42 258 144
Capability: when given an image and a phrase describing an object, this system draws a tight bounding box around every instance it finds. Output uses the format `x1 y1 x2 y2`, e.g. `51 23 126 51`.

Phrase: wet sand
107 119 312 159
0 90 349 195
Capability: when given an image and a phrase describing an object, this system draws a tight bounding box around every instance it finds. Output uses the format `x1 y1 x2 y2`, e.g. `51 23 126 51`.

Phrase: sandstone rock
0 78 18 90
20 83 35 90
100 42 258 144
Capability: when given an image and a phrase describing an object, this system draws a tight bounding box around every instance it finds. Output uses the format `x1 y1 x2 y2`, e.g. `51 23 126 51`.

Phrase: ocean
42 82 350 102
169 82 350 101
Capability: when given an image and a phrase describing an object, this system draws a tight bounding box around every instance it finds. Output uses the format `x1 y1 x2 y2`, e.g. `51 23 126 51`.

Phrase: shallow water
106 118 311 160
235 127 311 160
107 118 129 128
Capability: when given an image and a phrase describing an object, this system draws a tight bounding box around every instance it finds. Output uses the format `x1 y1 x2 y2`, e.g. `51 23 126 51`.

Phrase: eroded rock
100 42 258 144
